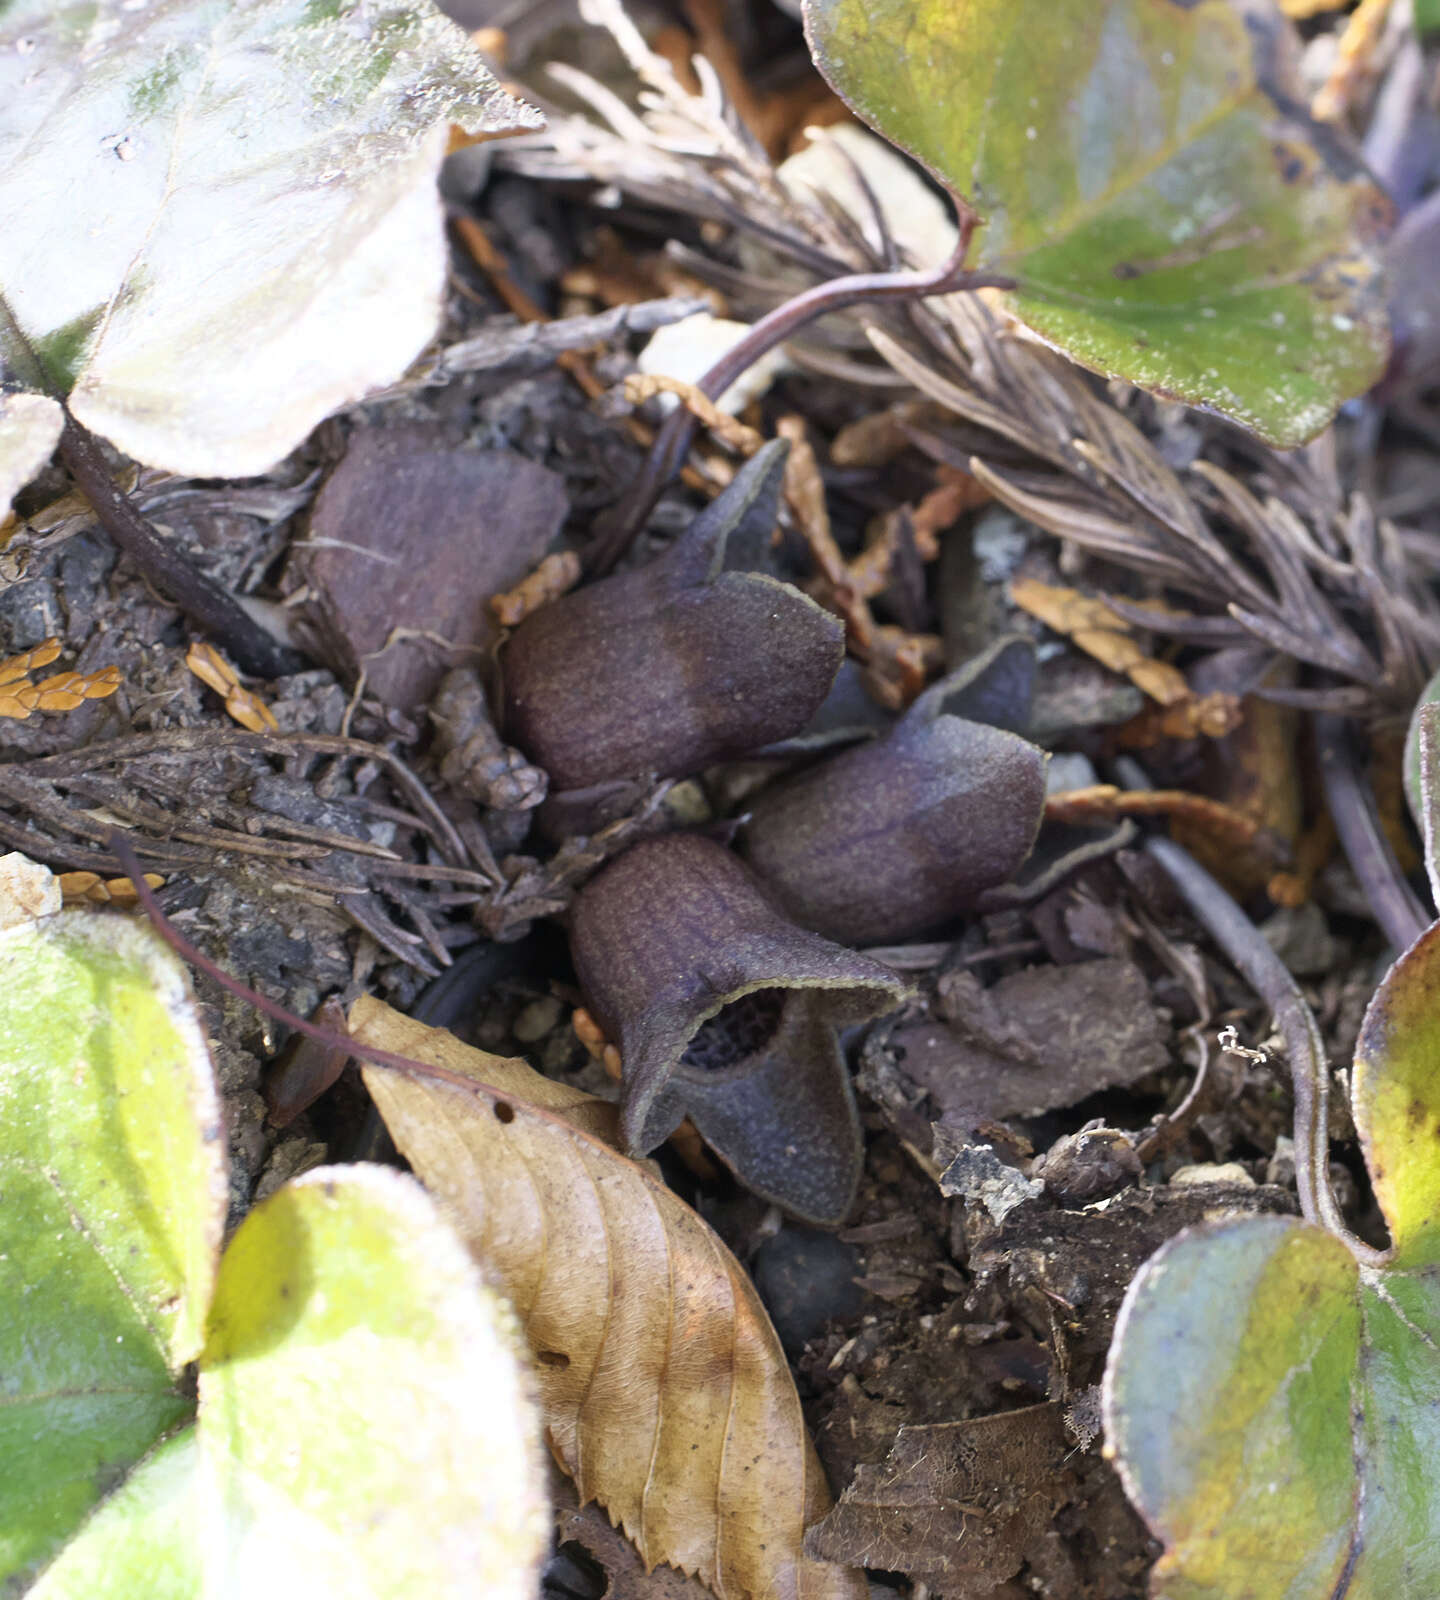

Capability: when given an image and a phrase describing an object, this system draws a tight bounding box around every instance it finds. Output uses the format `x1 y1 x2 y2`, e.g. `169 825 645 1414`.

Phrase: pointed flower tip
569 832 906 1223
503 452 841 794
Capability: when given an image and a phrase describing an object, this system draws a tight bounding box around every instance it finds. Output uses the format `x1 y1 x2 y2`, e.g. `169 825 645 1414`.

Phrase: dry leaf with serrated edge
350 995 865 1600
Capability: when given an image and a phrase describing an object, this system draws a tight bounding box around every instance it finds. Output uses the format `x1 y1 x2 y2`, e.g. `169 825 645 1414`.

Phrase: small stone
752 1228 864 1354
0 851 59 928
1171 1161 1255 1188
513 995 562 1044
1033 1126 1141 1204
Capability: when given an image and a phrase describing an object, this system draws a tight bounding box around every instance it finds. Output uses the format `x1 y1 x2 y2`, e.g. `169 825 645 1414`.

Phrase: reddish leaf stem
107 831 587 1140
587 201 1013 576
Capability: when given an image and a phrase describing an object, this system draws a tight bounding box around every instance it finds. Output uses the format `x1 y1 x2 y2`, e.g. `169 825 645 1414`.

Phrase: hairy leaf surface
0 1 539 476
1104 921 1440 1596
803 0 1390 445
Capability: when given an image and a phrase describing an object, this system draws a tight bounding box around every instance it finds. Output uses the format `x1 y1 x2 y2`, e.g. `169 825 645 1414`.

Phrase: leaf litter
2 0 1440 1597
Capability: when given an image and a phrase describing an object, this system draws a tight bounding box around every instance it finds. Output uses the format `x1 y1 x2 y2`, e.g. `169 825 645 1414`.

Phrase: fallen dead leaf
57 869 164 906
491 550 583 628
804 1403 1074 1589
351 996 865 1600
552 1470 717 1600
185 640 278 732
0 637 121 720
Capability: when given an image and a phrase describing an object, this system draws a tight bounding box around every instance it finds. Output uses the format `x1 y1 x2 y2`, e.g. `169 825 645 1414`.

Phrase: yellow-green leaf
0 910 225 1585
1352 921 1440 1267
1105 922 1440 1595
803 0 1391 446
198 1165 548 1600
27 1433 201 1600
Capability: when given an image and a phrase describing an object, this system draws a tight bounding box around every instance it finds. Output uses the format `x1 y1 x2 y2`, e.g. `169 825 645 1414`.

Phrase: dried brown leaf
56 869 163 905
351 997 864 1600
0 637 61 687
1010 577 1191 707
0 642 119 720
624 374 766 456
185 640 278 732
804 1404 1074 1588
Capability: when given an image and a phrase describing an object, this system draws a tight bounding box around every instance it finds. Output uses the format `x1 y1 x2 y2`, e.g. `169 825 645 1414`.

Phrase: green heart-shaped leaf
2 897 546 1597
802 0 1391 446
0 911 225 1582
1104 921 1440 1596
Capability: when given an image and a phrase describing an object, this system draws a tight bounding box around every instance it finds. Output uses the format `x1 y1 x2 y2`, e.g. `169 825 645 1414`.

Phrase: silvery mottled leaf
0 391 62 518
0 1 540 477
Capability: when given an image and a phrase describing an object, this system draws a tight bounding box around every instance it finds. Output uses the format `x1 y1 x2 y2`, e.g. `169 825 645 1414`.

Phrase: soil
3 3 1433 1597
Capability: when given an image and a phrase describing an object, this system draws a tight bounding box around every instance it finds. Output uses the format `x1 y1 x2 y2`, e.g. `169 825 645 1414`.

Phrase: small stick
587 202 1014 575
1314 712 1428 954
1113 757 1380 1259
58 413 301 679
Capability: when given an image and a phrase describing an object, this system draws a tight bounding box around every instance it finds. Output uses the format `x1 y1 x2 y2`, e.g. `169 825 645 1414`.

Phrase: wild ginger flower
569 832 906 1224
742 642 1048 944
503 443 843 795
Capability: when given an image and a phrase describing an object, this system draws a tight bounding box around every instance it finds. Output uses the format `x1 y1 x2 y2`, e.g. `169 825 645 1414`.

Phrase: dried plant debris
506 22 1439 710
869 956 1171 1126
353 997 866 1600
805 1404 1074 1593
291 428 569 712
0 726 494 976
0 636 120 720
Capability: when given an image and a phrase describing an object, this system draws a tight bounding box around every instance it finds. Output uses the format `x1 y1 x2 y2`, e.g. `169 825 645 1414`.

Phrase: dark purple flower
569 831 906 1224
742 645 1048 944
503 443 842 794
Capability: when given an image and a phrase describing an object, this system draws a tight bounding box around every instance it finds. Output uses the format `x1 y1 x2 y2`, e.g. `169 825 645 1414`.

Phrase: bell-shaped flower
569 831 906 1224
742 639 1048 944
504 443 843 795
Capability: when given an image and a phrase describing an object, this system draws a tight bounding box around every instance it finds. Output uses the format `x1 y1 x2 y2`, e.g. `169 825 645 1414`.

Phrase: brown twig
57 413 301 679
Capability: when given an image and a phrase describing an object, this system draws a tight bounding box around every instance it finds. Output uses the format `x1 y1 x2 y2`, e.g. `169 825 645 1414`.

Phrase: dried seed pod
569 831 906 1224
503 442 843 792
743 640 1048 944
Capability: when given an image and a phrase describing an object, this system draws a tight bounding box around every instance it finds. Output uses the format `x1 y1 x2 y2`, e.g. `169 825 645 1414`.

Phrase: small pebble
513 995 561 1043
752 1229 864 1355
1171 1161 1255 1189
